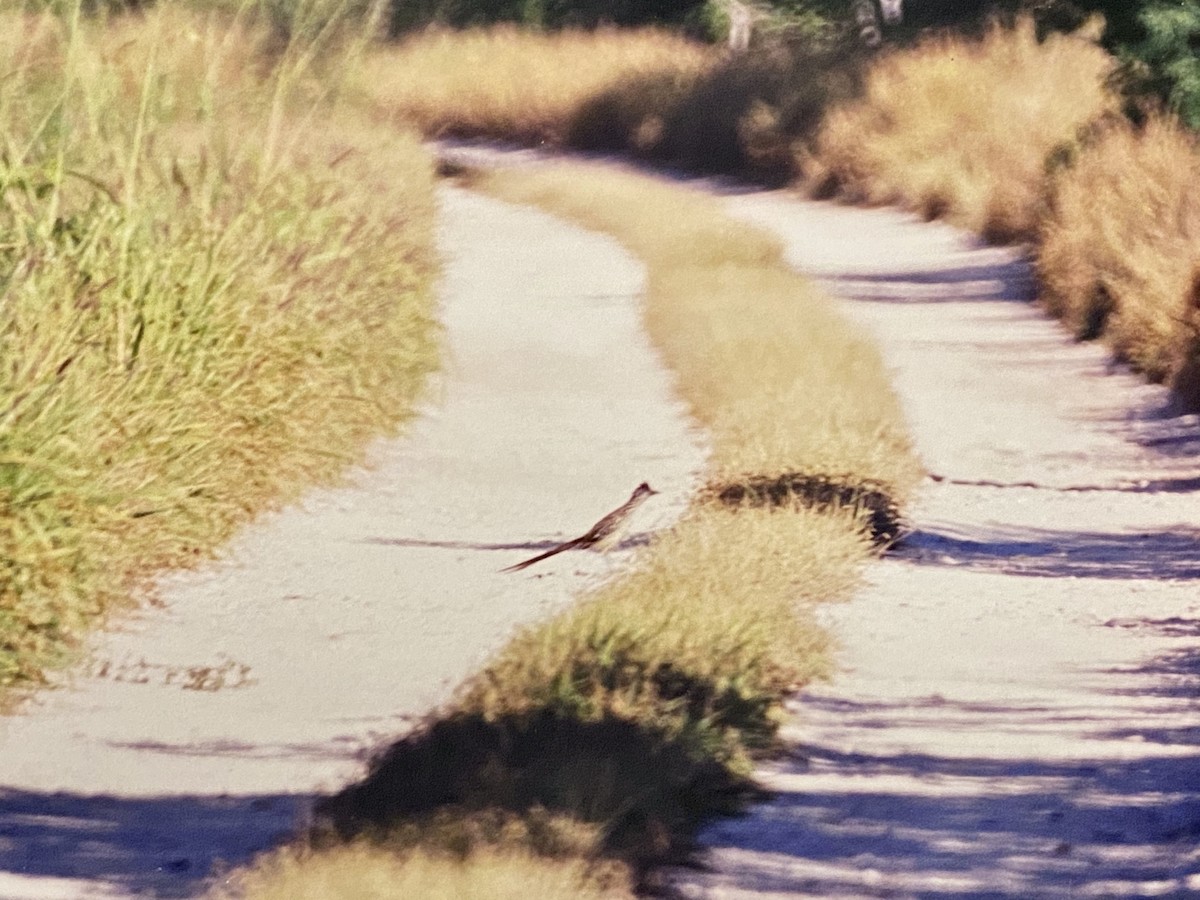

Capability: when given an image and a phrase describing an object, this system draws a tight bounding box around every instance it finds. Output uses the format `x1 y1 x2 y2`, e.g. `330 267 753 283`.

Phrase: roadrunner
502 482 659 573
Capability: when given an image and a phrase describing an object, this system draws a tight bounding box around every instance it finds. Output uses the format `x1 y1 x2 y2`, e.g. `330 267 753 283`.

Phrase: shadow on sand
821 258 1038 303
0 787 311 897
892 522 1200 580
695 639 1200 898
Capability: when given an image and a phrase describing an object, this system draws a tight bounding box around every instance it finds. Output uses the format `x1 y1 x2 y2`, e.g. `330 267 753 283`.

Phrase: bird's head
632 482 658 500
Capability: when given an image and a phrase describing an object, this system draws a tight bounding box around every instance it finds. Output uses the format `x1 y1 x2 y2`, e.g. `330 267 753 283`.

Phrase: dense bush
1038 117 1200 408
0 9 438 687
805 17 1118 240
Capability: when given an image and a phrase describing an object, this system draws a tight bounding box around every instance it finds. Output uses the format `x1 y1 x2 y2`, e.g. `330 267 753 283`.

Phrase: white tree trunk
727 0 754 52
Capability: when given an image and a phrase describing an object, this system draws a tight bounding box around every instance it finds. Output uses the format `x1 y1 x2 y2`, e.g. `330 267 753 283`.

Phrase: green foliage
0 9 438 689
1127 1 1200 129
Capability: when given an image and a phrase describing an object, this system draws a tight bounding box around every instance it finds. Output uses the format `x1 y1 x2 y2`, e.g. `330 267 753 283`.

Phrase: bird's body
502 482 658 573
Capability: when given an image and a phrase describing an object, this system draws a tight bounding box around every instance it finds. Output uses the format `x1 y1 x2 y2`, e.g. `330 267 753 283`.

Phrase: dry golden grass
1038 116 1200 407
354 26 867 182
460 504 867 750
806 17 1119 241
478 163 920 491
0 8 438 689
355 26 712 144
214 844 632 900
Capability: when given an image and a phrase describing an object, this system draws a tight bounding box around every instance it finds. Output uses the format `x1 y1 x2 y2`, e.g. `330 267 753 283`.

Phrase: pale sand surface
0 187 704 898
668 192 1200 899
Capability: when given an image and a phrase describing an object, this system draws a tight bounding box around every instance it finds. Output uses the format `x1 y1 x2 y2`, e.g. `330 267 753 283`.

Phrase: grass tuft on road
216 842 631 900
0 7 438 691
229 162 918 896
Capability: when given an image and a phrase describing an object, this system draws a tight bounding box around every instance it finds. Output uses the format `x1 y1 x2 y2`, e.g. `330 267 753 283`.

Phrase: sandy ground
0 187 705 898
668 192 1200 898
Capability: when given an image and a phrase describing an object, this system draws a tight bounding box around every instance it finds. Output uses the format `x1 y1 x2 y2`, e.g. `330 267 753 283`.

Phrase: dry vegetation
0 8 438 689
13 8 1195 895
796 18 1200 408
357 25 866 180
229 162 918 897
804 17 1119 241
355 26 712 145
215 843 632 900
1038 116 1200 407
359 21 1200 411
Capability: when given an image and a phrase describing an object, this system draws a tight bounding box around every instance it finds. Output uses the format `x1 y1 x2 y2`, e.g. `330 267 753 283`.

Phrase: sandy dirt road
5 156 1200 900
0 187 704 898
669 192 1200 898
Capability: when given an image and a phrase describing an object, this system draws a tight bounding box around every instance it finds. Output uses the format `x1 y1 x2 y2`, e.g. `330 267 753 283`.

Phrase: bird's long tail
500 538 583 573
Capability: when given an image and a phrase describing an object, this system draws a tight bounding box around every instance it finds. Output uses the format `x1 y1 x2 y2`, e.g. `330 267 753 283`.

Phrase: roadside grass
804 16 1119 242
1038 116 1200 409
355 26 866 181
800 18 1200 411
0 7 438 691
216 842 632 900
226 162 918 896
354 26 713 146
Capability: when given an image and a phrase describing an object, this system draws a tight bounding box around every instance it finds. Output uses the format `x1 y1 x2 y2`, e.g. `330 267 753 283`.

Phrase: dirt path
669 192 1200 898
0 188 704 899
6 160 1199 900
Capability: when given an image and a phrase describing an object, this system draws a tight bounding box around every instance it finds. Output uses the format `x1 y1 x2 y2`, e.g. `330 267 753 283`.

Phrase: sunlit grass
0 6 438 690
458 504 867 754
354 25 865 181
213 843 632 900
805 17 1119 241
354 25 713 144
1038 115 1200 408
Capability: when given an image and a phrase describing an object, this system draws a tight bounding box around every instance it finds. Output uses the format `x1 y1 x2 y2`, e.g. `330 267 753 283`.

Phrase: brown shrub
806 17 1118 241
1038 116 1200 409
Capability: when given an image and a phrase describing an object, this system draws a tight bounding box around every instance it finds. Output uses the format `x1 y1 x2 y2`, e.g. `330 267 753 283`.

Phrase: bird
501 482 659 573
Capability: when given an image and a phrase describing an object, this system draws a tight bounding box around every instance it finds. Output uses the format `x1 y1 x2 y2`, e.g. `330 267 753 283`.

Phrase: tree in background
1125 1 1200 128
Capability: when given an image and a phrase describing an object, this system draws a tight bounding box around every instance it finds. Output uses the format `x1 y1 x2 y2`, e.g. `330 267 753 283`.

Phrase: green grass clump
0 7 438 689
